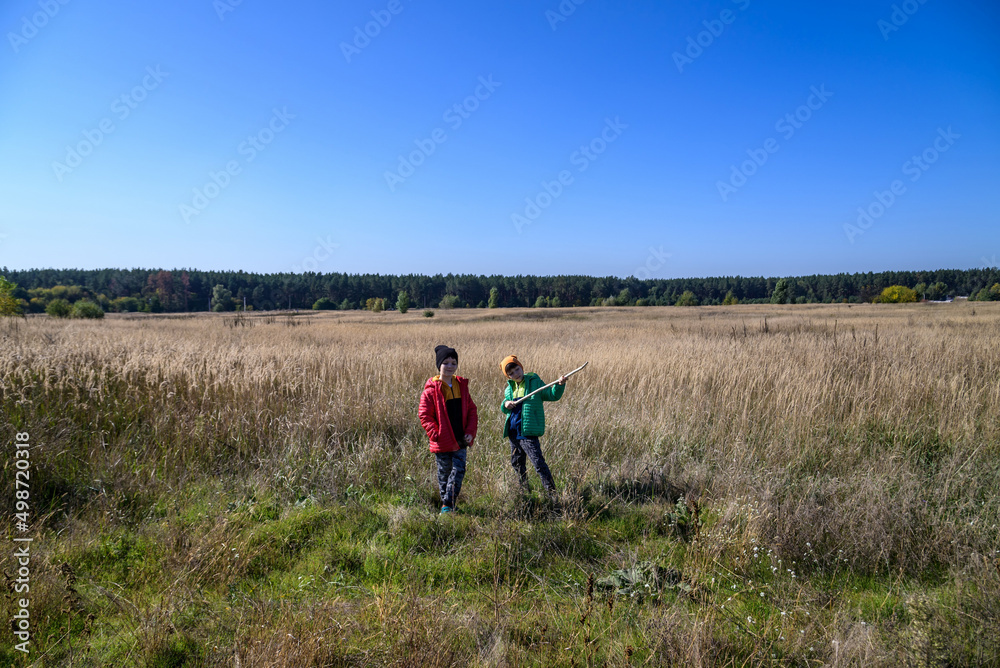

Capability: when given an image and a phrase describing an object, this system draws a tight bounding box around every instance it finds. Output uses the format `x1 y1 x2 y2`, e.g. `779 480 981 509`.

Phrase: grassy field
2 303 999 667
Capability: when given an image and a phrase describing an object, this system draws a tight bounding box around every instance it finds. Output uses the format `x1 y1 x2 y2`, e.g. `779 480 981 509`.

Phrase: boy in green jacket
499 355 568 493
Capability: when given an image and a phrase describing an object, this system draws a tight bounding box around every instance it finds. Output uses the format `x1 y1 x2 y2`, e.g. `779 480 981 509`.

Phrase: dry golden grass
4 304 1000 562
2 303 999 666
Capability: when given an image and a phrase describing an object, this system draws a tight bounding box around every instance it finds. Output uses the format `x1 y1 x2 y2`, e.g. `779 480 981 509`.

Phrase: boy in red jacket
418 345 478 513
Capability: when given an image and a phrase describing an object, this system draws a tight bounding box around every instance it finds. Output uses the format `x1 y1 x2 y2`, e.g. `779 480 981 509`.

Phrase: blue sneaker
440 505 452 514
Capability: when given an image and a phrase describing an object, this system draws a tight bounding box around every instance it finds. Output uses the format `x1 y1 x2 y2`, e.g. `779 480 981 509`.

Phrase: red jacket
418 375 478 453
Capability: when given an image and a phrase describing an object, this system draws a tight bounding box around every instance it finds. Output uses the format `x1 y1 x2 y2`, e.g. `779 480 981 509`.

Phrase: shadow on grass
590 469 686 505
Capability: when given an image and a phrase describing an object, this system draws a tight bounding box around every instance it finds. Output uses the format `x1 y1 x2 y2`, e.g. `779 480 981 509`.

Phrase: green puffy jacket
501 372 565 438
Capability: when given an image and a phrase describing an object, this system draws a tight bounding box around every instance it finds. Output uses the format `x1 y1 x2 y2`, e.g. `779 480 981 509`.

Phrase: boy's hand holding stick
510 362 588 407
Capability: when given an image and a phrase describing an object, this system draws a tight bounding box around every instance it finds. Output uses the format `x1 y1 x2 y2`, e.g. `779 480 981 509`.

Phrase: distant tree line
1 266 999 314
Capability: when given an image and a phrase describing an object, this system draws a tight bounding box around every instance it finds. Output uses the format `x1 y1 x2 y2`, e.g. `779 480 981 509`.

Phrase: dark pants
435 448 467 508
509 436 555 492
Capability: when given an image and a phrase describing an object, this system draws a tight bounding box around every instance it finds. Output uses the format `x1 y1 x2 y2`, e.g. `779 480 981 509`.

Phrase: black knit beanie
435 345 458 369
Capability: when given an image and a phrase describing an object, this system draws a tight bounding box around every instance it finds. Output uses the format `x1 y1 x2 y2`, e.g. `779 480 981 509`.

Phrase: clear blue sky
1 0 997 278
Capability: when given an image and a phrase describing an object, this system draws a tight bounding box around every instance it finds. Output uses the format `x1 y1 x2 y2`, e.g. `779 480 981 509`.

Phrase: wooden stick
511 362 588 406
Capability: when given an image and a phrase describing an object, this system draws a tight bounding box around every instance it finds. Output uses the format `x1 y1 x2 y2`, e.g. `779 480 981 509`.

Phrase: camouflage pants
435 448 467 508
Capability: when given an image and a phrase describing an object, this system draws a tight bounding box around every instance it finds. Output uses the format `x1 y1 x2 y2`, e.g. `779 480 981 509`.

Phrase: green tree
913 282 927 300
488 286 499 308
771 278 790 304
70 300 105 319
396 291 410 313
722 291 739 305
46 299 72 318
927 282 948 301
438 294 461 309
48 285 85 302
675 290 698 306
312 297 337 310
212 285 234 312
974 283 1000 301
339 298 353 310
111 296 141 312
0 276 23 316
365 297 386 312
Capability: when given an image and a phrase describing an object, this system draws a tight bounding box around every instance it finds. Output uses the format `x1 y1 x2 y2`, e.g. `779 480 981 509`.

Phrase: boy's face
506 364 524 382
439 357 458 376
